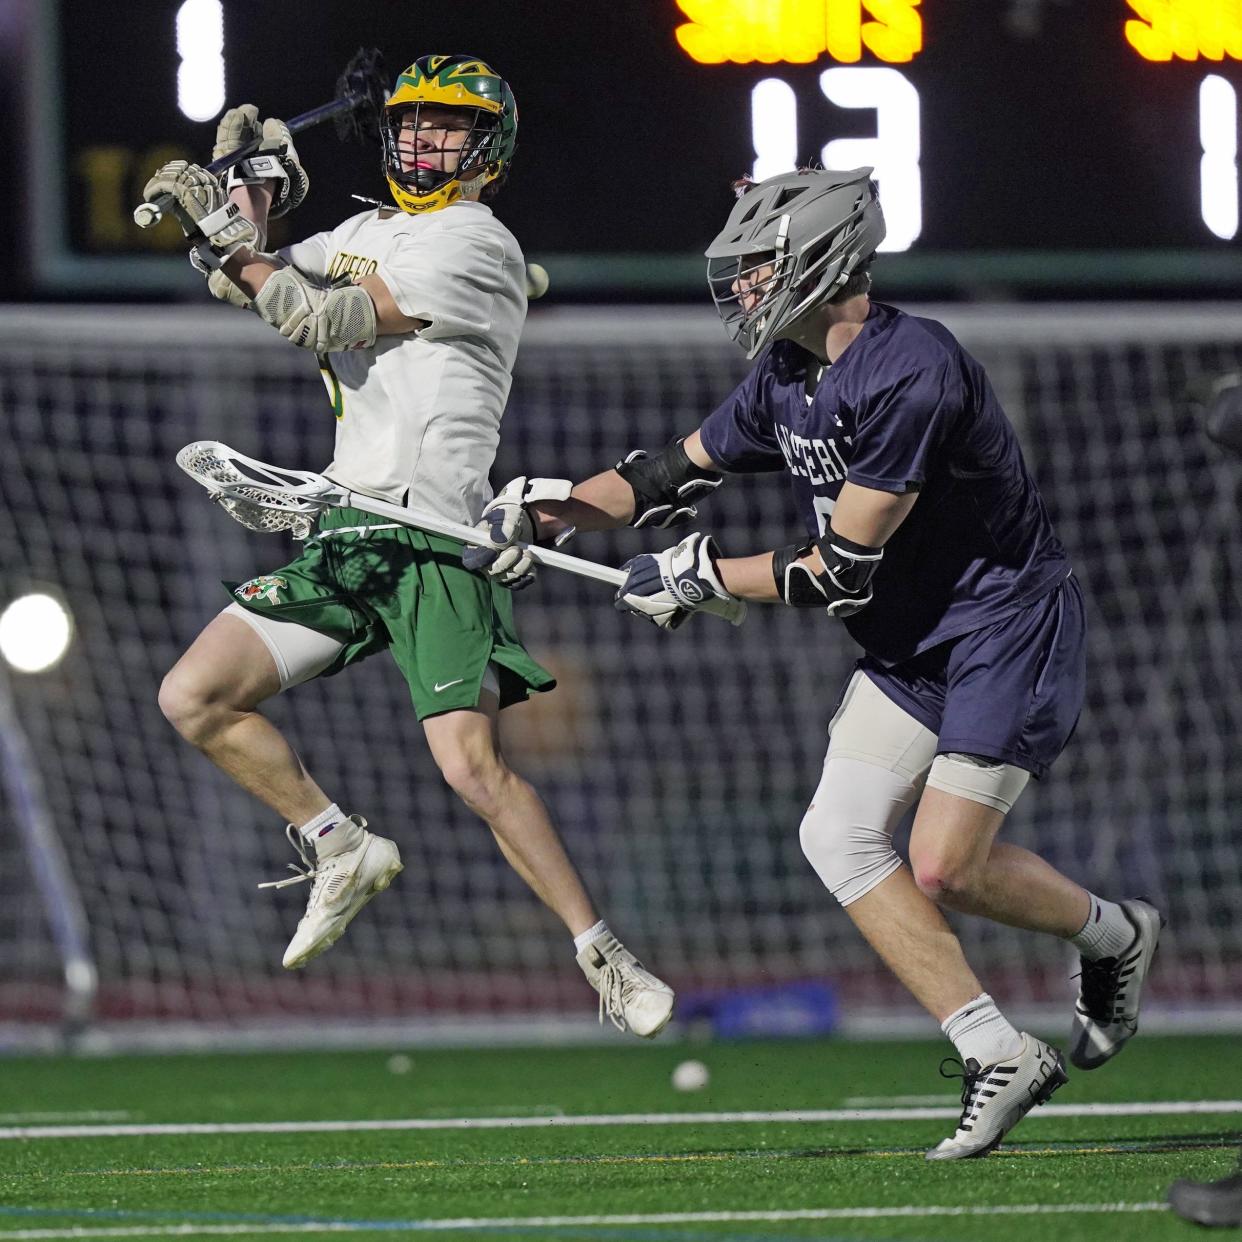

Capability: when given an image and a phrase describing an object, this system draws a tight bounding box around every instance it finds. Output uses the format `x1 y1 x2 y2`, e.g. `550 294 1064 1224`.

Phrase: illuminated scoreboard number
679 0 1241 249
67 0 227 256
1201 74 1239 240
752 68 921 253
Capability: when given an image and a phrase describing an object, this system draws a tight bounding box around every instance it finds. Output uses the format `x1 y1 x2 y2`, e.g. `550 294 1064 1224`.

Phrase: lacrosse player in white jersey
143 54 673 1038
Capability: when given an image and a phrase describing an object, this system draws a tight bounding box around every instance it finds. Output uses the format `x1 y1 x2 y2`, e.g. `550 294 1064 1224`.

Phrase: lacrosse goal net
2 303 1239 1045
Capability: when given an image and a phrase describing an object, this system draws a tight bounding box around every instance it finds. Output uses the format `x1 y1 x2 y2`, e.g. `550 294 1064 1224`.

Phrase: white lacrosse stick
176 441 746 624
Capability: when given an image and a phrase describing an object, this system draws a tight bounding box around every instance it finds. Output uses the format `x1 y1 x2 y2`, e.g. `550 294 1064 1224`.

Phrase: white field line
0 1112 132 1123
0 1201 1171 1238
1 1100 1240 1141
844 1094 958 1106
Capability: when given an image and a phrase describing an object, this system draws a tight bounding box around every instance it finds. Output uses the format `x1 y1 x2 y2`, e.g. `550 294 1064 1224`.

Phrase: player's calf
260 811 403 970
575 928 674 1039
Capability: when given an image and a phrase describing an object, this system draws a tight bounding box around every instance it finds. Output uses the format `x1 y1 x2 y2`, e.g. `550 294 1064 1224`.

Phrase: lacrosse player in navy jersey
465 167 1163 1159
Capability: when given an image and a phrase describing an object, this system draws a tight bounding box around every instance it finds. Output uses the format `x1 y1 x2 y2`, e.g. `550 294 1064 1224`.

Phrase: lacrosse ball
672 1059 710 1092
526 263 550 300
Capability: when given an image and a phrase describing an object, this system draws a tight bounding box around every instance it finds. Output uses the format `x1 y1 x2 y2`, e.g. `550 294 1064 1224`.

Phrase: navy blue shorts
859 574 1086 780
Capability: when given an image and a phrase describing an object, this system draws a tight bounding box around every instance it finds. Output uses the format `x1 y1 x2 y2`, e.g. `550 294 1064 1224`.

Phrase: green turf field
1 1033 1238 1240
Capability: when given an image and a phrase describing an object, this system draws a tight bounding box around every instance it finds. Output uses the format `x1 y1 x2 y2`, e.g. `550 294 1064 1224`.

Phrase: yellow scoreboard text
675 0 922 65
1126 0 1242 61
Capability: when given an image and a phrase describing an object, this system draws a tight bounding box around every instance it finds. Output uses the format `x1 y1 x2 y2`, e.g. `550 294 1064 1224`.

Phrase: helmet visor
707 250 795 358
382 102 502 196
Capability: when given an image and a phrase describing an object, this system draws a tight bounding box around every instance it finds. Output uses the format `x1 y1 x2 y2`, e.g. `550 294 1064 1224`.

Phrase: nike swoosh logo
434 679 465 693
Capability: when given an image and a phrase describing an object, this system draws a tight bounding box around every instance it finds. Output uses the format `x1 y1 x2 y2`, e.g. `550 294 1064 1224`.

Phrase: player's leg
422 685 598 935
908 779 1087 936
422 690 674 1038
386 528 673 1037
160 540 405 970
215 598 402 970
913 576 1162 1070
157 607 331 824
803 670 1063 1159
900 783 1068 1158
803 671 986 1019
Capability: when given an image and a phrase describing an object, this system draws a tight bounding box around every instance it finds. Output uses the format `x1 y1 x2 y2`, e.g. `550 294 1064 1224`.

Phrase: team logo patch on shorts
235 575 289 605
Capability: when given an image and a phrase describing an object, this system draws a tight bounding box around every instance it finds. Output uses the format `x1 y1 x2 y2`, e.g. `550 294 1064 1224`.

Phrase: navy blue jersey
698 301 1071 665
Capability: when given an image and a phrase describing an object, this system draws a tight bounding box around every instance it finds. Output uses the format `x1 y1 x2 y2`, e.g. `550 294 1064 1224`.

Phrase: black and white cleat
1069 898 1164 1071
925 1033 1068 1161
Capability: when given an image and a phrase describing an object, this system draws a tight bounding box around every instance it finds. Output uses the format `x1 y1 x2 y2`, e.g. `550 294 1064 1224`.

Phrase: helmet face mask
707 249 793 355
704 168 886 358
381 55 517 215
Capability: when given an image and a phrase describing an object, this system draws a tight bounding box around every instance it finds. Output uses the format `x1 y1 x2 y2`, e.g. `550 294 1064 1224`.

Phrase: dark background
8 0 1242 298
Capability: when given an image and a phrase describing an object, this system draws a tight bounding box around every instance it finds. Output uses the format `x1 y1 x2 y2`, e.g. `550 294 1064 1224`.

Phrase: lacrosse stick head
335 47 387 144
176 442 333 540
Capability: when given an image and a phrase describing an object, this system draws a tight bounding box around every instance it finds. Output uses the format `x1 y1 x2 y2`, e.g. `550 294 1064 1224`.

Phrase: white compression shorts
799 669 1031 905
223 603 501 699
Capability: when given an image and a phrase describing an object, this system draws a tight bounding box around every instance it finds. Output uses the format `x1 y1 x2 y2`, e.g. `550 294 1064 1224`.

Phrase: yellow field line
19 1136 1226 1182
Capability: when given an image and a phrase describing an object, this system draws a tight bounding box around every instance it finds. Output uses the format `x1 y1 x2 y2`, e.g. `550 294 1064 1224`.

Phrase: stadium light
0 593 75 674
176 0 226 122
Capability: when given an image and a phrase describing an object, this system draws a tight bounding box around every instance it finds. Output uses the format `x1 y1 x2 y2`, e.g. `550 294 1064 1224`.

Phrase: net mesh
175 443 317 539
2 304 1240 1033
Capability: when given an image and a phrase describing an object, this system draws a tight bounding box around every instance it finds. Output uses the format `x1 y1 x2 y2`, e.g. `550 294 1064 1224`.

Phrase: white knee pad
799 756 922 906
799 670 938 906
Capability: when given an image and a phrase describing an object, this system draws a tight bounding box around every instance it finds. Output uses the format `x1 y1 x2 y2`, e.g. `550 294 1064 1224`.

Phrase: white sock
941 993 1024 1068
298 804 360 858
573 920 609 954
1070 893 1136 961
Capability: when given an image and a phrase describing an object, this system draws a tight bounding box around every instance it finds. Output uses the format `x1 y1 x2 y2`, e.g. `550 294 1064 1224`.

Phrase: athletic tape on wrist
196 200 244 238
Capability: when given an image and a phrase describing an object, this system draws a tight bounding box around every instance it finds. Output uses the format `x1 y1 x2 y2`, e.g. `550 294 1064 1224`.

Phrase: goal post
2 302 1240 1046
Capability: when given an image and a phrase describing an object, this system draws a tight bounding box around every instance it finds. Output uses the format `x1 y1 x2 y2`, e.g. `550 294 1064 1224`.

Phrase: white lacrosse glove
461 476 574 590
214 105 309 219
187 246 252 310
142 161 257 268
615 532 745 631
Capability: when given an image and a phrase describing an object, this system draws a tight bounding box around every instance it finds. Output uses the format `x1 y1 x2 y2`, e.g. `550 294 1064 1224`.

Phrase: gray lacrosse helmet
705 168 885 358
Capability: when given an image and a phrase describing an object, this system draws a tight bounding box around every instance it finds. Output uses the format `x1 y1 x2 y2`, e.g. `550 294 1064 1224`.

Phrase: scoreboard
26 0 1242 296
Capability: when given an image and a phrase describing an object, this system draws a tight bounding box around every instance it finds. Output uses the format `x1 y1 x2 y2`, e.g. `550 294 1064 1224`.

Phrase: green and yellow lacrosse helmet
381 54 518 214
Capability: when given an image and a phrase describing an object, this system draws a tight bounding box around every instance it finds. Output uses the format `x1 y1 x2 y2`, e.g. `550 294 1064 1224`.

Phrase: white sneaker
1069 898 1164 1070
575 932 674 1039
925 1033 1068 1160
259 817 403 969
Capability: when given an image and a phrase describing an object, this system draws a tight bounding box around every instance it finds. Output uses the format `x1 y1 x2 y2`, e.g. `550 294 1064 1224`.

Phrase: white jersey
280 200 527 525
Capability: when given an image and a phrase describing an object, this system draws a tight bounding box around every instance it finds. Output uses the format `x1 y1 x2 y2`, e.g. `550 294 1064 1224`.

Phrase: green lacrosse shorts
224 507 555 719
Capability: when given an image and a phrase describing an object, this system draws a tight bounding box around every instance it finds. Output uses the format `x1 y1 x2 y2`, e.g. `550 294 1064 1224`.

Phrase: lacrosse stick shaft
334 490 626 589
333 489 744 623
134 73 378 228
177 439 743 624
